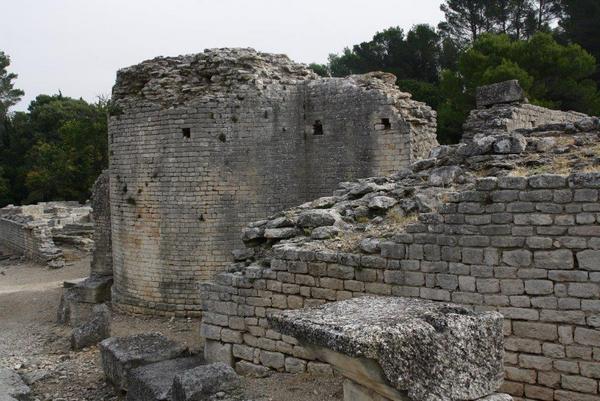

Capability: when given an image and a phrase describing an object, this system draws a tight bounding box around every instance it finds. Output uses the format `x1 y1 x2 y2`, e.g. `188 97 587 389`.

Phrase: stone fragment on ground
234 361 271 378
0 368 31 401
99 333 188 391
126 356 204 401
71 303 111 350
269 296 504 401
172 362 241 401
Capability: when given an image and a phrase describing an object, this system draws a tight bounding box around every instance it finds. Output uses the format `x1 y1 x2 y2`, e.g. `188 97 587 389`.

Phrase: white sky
1 0 444 111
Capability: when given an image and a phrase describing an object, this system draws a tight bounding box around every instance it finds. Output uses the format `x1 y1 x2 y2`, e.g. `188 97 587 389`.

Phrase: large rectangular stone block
476 80 525 108
269 296 505 401
99 333 187 391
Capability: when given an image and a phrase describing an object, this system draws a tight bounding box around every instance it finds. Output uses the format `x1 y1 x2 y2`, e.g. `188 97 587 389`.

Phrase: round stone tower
108 48 437 316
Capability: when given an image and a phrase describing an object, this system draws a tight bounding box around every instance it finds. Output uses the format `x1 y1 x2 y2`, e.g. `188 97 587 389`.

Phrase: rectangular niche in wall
313 120 324 135
182 128 191 138
381 118 391 130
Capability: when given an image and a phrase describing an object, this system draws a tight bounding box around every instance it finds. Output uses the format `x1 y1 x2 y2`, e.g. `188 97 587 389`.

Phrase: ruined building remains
0 202 92 267
463 80 586 143
200 81 600 401
107 48 437 315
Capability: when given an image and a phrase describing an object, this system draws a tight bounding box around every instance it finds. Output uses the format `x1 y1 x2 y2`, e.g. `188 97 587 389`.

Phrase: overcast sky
2 0 444 111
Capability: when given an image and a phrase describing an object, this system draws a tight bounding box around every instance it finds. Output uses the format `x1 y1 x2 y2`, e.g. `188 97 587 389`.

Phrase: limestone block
269 296 504 401
125 356 204 401
234 361 271 378
204 340 234 367
71 303 111 350
171 363 240 401
476 80 525 108
99 333 187 391
0 368 30 401
68 275 113 304
297 209 337 228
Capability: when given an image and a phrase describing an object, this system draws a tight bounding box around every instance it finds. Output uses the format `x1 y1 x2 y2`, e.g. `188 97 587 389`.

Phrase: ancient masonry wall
108 50 437 316
0 217 61 264
463 103 586 143
90 171 112 276
202 173 600 401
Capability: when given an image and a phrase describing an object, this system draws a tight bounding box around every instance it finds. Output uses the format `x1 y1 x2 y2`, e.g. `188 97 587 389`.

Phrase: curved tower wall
108 49 437 315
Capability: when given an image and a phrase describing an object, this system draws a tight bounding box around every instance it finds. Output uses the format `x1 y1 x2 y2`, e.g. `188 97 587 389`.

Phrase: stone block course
200 172 600 401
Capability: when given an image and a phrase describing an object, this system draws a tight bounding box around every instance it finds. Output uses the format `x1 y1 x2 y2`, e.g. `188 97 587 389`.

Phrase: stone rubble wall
463 103 587 143
201 173 600 401
90 171 112 276
108 49 437 316
0 217 62 265
0 202 91 266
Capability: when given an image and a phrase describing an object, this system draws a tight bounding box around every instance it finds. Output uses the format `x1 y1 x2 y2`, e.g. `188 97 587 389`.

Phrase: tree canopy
0 93 108 206
2 1 600 206
0 51 24 119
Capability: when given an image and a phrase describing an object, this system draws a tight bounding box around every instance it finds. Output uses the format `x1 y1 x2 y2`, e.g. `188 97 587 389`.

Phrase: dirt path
0 255 344 401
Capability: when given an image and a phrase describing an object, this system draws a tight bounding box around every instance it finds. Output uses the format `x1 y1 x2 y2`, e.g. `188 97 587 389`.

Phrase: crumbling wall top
111 48 318 107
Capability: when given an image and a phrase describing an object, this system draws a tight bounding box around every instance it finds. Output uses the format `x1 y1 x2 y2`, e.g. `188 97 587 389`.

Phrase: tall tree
509 0 534 39
560 0 600 82
318 25 448 83
0 52 24 118
533 0 562 31
439 0 490 43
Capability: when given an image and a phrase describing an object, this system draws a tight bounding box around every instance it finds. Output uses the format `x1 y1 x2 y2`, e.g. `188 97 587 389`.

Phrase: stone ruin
106 47 437 316
49 51 600 401
198 78 600 401
463 79 587 143
0 201 93 268
58 171 113 348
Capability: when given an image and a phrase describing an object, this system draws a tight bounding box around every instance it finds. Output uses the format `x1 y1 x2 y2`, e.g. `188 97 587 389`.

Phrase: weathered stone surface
171 362 240 401
428 166 463 187
90 170 112 276
99 333 187 391
0 368 30 401
125 356 204 401
68 275 113 304
269 296 504 401
492 134 527 154
204 340 234 367
297 209 337 228
476 80 525 108
71 303 111 350
368 196 398 210
109 48 438 316
234 361 271 378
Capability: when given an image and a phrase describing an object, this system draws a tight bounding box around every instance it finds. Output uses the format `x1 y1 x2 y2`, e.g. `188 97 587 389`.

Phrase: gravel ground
0 252 343 401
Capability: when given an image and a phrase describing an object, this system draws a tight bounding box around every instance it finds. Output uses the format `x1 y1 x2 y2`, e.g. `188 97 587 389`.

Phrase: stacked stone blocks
201 173 600 401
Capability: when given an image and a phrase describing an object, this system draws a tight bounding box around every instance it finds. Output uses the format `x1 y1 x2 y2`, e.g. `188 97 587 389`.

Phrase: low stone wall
463 103 586 143
0 202 92 267
0 218 61 265
201 172 600 401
